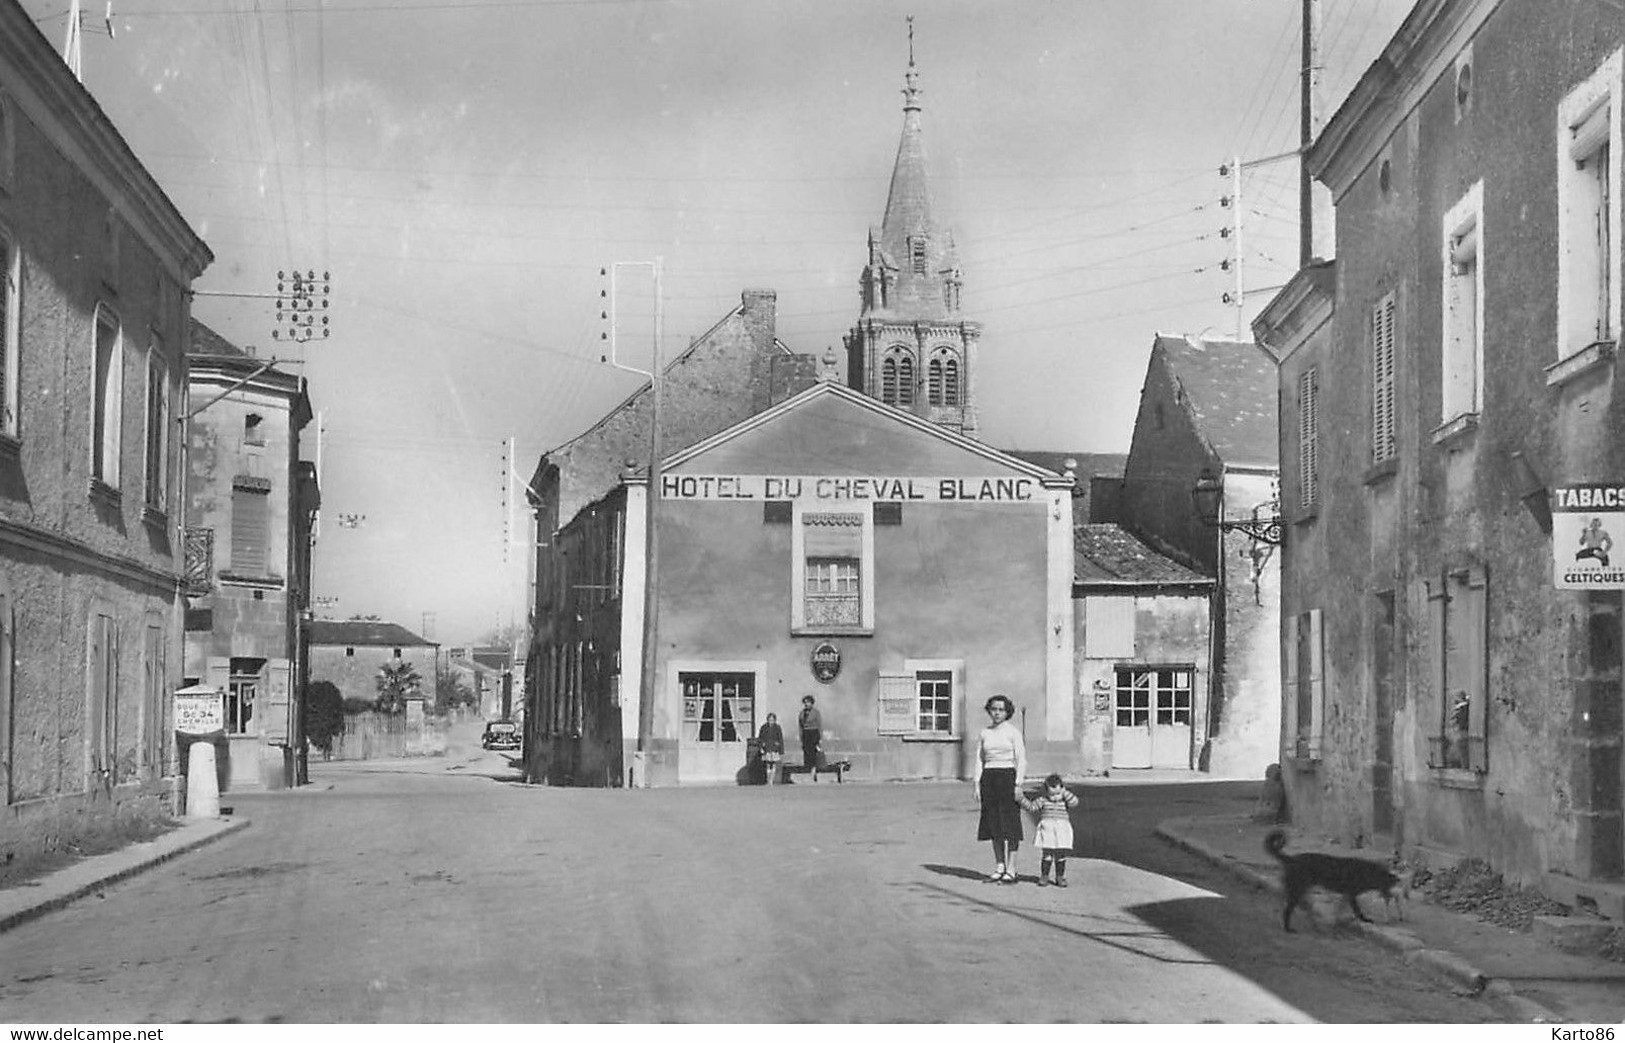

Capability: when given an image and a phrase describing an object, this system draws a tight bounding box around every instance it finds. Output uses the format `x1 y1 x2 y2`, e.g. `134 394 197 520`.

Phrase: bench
780 760 852 784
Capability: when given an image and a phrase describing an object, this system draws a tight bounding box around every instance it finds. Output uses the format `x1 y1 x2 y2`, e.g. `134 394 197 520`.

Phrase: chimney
741 288 777 346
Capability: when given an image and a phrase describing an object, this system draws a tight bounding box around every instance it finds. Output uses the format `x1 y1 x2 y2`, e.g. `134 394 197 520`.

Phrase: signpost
1553 483 1625 590
173 684 224 819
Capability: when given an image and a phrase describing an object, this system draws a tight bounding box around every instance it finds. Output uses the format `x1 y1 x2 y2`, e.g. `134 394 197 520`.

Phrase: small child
1018 773 1080 887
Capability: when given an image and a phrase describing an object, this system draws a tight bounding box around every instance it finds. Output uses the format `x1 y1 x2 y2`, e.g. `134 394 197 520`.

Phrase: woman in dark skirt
974 694 1027 884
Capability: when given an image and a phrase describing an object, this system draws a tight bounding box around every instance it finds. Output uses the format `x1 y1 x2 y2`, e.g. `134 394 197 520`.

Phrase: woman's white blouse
978 722 1025 768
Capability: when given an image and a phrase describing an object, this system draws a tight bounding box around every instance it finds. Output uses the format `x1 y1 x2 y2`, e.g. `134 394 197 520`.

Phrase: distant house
309 621 439 711
182 319 318 791
0 4 212 863
1119 334 1281 777
1072 524 1213 773
524 288 822 786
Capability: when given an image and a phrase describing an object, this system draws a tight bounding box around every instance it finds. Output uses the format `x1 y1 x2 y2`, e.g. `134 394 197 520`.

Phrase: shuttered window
144 346 168 510
1427 566 1489 772
93 305 123 486
1283 609 1324 759
1371 295 1396 463
1558 54 1620 358
1084 597 1135 658
1298 368 1319 509
0 224 16 436
1441 184 1484 421
231 483 270 575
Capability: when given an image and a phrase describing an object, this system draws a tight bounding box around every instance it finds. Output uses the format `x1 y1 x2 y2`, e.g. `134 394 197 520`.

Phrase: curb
0 817 250 935
1154 819 1562 1023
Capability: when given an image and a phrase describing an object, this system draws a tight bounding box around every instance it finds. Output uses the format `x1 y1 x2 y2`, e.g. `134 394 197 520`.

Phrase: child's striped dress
1021 789 1078 852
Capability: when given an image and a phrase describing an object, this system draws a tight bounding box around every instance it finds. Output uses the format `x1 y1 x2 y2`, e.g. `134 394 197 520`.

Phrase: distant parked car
482 720 521 751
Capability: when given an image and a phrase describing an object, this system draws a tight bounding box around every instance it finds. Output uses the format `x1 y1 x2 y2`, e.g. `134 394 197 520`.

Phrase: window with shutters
87 608 119 785
1083 597 1135 658
93 304 123 487
1371 294 1397 464
230 479 271 576
792 506 873 634
0 91 13 192
0 221 16 438
1557 50 1621 362
1298 368 1319 510
877 659 964 739
1425 566 1489 773
144 343 168 512
0 582 13 804
1282 608 1324 760
1440 183 1484 424
142 620 165 773
227 657 262 735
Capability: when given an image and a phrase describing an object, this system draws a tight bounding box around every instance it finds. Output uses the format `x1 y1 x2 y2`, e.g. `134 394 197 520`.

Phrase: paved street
0 724 1507 1023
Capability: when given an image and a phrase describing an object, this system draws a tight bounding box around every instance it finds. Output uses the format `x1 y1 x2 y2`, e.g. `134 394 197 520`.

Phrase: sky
21 0 1415 644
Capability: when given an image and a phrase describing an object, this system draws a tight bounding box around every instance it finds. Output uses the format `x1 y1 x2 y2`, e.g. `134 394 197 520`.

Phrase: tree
374 661 423 715
435 666 475 715
304 681 345 757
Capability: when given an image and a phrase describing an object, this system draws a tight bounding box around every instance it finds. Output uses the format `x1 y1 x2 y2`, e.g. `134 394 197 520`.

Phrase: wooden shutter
1298 369 1319 509
0 231 11 429
1307 608 1324 759
1462 566 1489 771
1372 295 1396 463
1282 613 1300 760
1426 574 1449 760
877 672 915 735
263 661 291 744
231 486 269 574
1084 597 1135 659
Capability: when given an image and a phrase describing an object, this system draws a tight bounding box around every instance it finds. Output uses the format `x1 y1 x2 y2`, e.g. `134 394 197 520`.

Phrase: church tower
845 26 981 436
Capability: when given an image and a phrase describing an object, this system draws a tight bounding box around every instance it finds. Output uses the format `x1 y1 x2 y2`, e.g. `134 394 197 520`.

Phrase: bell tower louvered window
928 348 960 406
881 346 914 406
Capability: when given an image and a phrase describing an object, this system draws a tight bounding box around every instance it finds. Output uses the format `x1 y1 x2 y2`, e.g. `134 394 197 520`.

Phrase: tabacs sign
1553 483 1625 590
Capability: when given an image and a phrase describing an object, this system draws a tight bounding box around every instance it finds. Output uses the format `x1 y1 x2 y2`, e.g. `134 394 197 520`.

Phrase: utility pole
602 260 664 787
1300 0 1327 266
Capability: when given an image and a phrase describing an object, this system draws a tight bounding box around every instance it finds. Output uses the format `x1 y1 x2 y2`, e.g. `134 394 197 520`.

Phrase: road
0 721 1507 1023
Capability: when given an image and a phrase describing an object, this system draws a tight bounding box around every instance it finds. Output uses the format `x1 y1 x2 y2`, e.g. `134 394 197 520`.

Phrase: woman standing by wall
974 694 1026 883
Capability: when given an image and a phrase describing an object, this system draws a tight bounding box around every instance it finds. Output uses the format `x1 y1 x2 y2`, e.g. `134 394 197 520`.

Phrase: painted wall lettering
660 474 1038 503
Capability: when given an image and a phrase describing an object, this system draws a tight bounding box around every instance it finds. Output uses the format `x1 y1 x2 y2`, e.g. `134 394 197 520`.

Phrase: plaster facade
1276 0 1624 908
182 320 316 791
0 3 211 865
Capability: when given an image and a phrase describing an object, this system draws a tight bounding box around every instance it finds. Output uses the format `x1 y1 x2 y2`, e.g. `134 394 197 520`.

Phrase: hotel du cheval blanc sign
659 474 1039 503
1554 483 1625 590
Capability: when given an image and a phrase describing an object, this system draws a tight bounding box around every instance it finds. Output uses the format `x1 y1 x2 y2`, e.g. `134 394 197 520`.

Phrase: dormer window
910 237 927 275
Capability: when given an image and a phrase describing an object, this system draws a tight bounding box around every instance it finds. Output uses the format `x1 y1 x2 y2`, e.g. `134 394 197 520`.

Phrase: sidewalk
0 816 249 935
1158 813 1625 1024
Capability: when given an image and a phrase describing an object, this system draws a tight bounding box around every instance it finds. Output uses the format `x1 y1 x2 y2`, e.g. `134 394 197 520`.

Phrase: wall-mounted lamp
1192 467 1282 605
1190 468 1282 546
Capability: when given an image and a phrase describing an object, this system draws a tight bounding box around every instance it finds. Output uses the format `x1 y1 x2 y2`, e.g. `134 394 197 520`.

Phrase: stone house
181 319 318 791
308 621 439 713
1118 334 1282 777
1071 524 1214 774
1256 0 1624 915
0 2 212 863
524 288 822 786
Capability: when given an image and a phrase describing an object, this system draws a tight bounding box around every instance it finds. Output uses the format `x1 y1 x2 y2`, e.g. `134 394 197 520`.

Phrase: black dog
1264 830 1410 932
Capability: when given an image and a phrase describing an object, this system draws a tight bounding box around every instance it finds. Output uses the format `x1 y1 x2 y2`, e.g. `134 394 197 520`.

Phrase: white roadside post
174 683 225 819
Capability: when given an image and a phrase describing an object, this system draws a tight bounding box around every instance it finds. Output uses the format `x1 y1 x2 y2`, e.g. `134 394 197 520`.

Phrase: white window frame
1557 49 1622 361
1440 182 1484 424
790 501 874 634
0 220 17 438
92 303 123 487
877 658 965 740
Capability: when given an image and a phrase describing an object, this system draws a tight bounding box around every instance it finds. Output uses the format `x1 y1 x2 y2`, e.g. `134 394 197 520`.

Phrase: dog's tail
1264 829 1290 862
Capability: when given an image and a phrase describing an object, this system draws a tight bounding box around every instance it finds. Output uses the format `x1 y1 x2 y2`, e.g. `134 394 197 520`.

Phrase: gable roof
309 621 436 648
1000 450 1127 482
1074 524 1211 587
661 380 1069 483
1154 334 1279 469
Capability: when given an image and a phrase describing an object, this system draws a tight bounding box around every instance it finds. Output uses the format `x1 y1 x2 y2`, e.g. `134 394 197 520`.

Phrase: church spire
880 16 934 265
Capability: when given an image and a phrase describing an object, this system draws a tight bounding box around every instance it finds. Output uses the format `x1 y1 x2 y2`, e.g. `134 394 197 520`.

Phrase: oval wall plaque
810 642 841 684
